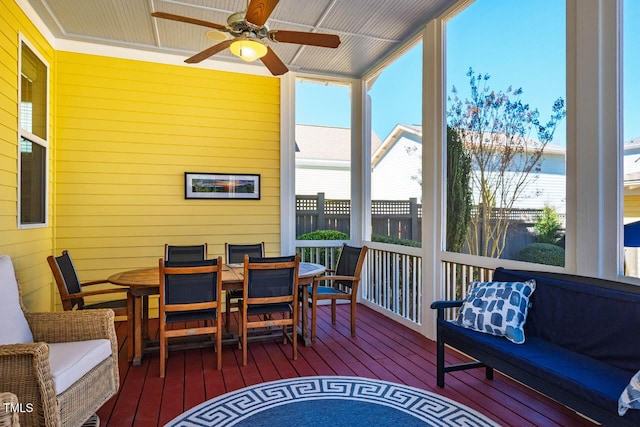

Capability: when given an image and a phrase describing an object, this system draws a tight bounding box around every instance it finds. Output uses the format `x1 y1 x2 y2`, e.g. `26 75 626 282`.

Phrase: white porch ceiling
24 0 454 78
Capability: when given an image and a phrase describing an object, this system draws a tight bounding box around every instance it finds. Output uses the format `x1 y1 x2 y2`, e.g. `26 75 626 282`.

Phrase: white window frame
431 0 570 272
18 34 49 229
280 73 361 255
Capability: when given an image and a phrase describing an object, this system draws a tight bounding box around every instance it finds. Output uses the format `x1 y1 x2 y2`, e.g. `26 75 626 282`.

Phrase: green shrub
534 206 563 244
519 243 565 267
297 230 349 241
371 234 422 248
297 230 349 264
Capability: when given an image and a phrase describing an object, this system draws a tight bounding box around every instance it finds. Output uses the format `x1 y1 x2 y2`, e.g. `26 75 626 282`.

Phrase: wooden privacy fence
296 193 565 258
296 193 422 241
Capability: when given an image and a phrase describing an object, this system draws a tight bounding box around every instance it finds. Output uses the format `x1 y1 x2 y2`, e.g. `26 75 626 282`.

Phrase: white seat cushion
0 255 34 345
48 339 112 395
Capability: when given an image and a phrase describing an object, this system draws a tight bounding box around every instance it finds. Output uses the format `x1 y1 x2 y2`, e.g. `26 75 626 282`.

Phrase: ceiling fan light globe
230 39 267 62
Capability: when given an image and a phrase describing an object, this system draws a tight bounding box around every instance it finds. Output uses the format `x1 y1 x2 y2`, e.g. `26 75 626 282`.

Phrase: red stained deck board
100 304 597 427
297 344 335 376
183 349 206 412
158 351 186 425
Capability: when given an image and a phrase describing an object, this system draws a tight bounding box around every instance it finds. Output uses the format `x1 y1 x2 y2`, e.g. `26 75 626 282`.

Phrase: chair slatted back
160 258 221 324
334 244 367 290
244 255 298 302
47 250 84 310
226 243 265 264
164 244 208 263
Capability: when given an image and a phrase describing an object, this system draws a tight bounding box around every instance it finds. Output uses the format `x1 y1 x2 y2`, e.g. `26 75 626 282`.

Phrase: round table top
108 261 326 288
297 262 327 278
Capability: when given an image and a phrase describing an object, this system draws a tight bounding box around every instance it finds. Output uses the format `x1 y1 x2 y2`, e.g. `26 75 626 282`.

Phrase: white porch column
351 78 367 246
280 73 296 256
567 0 620 278
422 18 445 341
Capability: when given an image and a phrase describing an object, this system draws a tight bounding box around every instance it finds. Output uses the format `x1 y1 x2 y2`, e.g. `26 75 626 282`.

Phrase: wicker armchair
0 392 20 427
0 256 119 427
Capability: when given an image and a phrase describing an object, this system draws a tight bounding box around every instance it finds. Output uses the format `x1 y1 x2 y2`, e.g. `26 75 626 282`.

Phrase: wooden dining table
108 261 325 366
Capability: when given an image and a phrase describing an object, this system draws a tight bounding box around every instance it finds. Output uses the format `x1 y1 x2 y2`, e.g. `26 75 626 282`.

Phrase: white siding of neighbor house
370 130 567 213
295 161 351 199
487 151 567 214
371 135 422 202
295 124 351 199
294 124 382 199
295 122 567 211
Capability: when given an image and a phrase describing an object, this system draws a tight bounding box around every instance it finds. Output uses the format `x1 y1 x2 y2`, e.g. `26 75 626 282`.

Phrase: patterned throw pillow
619 370 640 416
454 280 536 344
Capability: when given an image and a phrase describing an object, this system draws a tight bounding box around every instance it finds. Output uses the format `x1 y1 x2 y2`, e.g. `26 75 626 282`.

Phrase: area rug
165 376 500 426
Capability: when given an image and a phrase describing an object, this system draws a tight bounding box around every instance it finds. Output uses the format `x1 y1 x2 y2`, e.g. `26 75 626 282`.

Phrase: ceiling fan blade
270 30 341 48
151 12 227 30
245 0 279 27
185 40 233 63
260 47 288 76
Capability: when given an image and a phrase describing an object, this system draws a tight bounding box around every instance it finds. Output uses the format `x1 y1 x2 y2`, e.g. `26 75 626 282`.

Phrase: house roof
372 124 422 167
297 122 570 168
22 0 455 79
295 124 382 162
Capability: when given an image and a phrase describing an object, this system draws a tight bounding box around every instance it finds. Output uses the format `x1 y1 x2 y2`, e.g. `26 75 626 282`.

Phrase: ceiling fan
151 0 341 76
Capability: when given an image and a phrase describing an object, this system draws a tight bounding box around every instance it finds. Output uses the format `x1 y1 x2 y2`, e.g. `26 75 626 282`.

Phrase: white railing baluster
296 243 423 325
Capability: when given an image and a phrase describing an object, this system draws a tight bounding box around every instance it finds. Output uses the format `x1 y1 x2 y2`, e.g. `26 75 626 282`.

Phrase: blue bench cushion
440 321 640 423
493 268 640 372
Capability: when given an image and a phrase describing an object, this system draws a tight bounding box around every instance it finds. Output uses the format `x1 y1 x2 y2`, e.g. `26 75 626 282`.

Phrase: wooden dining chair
164 243 208 262
47 250 128 317
158 257 223 377
310 244 368 340
162 244 209 330
224 242 265 331
238 254 299 366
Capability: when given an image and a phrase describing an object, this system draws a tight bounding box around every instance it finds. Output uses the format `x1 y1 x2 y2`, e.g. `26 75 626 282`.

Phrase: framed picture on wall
185 172 261 200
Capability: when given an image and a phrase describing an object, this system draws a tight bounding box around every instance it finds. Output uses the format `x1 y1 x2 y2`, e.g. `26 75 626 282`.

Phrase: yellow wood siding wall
54 52 281 310
624 195 640 223
0 0 55 311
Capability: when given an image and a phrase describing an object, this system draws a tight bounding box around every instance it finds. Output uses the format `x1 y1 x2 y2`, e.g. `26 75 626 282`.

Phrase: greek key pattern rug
165 376 500 426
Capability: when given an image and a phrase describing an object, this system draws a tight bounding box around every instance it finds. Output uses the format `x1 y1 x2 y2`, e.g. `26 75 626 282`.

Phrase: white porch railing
295 240 345 269
441 260 495 321
295 243 559 331
363 242 422 325
295 241 423 327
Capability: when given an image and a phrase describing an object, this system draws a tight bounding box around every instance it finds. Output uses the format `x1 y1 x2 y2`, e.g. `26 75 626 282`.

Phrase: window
622 0 640 277
294 79 351 240
19 39 48 227
367 41 423 247
444 0 567 265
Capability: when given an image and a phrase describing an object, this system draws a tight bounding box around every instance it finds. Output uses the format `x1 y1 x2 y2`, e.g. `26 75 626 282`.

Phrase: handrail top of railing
440 251 566 273
294 240 423 258
364 241 423 257
295 240 348 248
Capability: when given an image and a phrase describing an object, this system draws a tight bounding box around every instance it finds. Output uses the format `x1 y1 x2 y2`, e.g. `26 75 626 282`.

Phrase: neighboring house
297 123 568 213
295 124 382 199
371 125 423 201
471 138 566 214
622 140 640 275
371 125 567 213
623 139 640 222
295 123 424 202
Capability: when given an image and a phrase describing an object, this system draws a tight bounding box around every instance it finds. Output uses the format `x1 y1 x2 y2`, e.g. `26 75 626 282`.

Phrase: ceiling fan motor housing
228 11 268 38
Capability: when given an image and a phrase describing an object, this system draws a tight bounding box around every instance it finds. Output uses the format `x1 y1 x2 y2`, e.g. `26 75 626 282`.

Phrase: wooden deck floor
97 304 597 427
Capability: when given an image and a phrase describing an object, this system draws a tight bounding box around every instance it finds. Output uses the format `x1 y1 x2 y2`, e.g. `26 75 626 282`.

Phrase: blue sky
296 0 640 145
